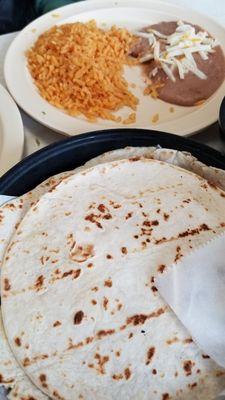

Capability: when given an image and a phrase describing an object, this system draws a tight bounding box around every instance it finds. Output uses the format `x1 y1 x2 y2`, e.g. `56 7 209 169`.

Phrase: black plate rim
219 97 225 135
1 128 225 196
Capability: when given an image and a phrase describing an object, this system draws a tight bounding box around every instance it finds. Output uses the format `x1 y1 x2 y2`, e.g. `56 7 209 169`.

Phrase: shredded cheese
136 21 218 82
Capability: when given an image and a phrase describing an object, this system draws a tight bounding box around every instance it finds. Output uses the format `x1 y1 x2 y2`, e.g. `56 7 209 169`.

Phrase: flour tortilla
1 158 225 400
1 147 225 400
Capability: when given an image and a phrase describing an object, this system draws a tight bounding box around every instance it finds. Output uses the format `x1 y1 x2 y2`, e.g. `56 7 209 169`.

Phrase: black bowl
219 97 225 138
1 128 225 196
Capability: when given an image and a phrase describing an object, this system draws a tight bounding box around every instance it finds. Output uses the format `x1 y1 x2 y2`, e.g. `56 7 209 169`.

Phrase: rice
26 20 138 122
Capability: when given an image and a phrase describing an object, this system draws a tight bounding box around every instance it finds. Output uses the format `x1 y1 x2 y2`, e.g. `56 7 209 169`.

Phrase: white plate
4 0 225 137
0 85 24 176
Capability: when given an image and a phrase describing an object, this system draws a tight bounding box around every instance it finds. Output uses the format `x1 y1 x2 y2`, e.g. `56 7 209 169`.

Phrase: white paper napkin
156 232 225 398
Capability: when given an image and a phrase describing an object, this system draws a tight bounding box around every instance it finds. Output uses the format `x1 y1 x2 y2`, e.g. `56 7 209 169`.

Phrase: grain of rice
26 21 138 122
123 112 136 124
151 113 159 123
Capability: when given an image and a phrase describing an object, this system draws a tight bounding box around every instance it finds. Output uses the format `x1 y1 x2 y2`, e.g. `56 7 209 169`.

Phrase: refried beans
130 21 225 106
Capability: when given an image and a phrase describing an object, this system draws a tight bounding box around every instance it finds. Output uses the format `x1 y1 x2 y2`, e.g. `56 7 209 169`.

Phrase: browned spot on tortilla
141 227 153 236
21 396 36 400
23 353 49 367
202 354 210 359
53 321 61 327
115 351 121 357
109 200 121 209
183 337 193 344
39 374 46 383
85 213 103 229
125 212 133 220
0 374 14 384
117 303 122 311
152 368 157 374
129 156 141 161
143 219 159 227
216 370 225 377
87 262 93 268
61 269 81 279
220 192 225 198
207 180 219 190
5 202 16 209
155 236 167 244
134 235 139 239
151 285 158 293
86 336 94 345
174 371 178 377
155 223 211 245
4 278 11 291
174 246 183 262
121 246 128 255
74 310 84 325
103 213 112 220
104 279 112 287
14 337 21 346
112 373 123 380
166 337 179 345
128 332 133 339
220 222 225 227
70 243 94 263
179 224 210 238
23 357 31 367
92 299 97 305
124 368 131 380
91 286 98 292
97 329 115 339
106 254 113 259
146 347 155 365
103 296 109 310
126 307 165 327
162 394 170 400
183 198 191 204
183 360 194 376
34 275 44 291
68 338 84 351
53 390 64 400
188 382 197 389
158 264 166 273
94 353 109 375
163 213 169 221
98 204 108 213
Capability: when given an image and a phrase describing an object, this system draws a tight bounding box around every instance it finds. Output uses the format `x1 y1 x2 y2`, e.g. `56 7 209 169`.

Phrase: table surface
0 0 225 164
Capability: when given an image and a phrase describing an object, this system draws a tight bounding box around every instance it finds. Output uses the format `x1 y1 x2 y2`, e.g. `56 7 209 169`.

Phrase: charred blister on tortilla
74 310 84 325
88 353 109 375
130 20 225 106
145 347 155 365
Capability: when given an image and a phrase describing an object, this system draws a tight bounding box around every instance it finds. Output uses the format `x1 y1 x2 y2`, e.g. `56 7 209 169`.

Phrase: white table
0 0 225 162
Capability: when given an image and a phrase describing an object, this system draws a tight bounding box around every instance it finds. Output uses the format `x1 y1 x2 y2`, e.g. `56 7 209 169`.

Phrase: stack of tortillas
1 147 225 400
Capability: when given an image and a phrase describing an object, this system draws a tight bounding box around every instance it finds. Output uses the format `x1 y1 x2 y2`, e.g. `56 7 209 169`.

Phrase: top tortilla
1 157 225 400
